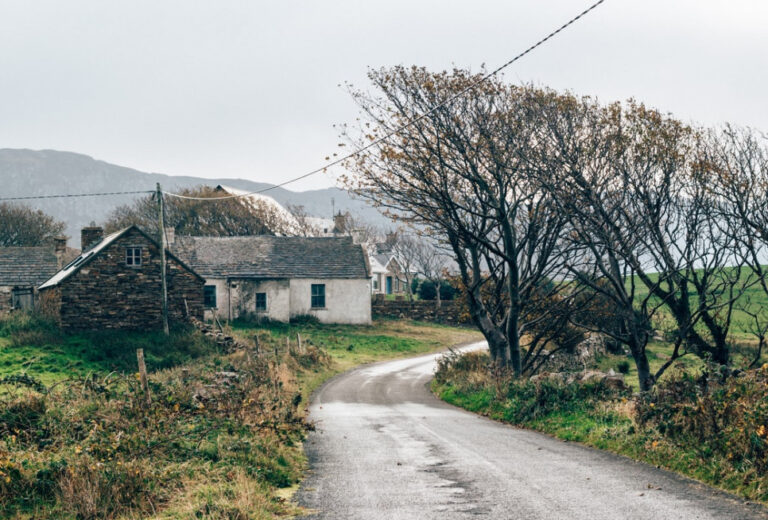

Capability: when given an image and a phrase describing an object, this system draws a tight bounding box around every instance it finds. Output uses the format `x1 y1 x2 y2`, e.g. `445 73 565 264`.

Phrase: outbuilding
171 235 372 325
38 226 204 330
0 238 78 312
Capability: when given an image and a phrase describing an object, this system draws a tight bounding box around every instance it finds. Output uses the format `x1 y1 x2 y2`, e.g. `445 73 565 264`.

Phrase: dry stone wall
371 297 464 325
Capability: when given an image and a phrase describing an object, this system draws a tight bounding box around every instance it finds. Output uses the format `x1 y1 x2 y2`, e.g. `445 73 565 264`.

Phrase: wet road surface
296 343 767 519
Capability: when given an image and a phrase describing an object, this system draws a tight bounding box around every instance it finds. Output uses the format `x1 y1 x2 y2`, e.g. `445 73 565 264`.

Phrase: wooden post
212 308 224 333
286 336 290 355
156 183 170 336
253 334 260 355
274 343 279 364
137 348 151 406
297 333 303 354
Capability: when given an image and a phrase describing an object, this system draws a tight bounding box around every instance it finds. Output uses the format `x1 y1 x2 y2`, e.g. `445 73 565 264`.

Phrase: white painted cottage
171 235 372 325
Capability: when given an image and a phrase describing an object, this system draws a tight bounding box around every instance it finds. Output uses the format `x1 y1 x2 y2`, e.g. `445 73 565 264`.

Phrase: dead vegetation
0 327 331 519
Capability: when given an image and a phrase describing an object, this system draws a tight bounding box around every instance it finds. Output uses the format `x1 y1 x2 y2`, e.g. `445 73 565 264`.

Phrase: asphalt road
296 342 768 519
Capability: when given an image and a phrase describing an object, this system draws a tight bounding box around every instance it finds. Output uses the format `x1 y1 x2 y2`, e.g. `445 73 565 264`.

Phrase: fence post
136 348 151 407
297 333 303 354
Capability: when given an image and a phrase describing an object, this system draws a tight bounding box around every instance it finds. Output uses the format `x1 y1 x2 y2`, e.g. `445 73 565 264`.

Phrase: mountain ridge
0 149 388 246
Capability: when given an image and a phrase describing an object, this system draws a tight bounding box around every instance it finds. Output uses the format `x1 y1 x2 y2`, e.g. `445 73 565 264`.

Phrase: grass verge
433 350 768 505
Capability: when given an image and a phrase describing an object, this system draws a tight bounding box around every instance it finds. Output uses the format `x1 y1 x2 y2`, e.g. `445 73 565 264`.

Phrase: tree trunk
634 350 654 392
626 334 653 392
506 308 521 376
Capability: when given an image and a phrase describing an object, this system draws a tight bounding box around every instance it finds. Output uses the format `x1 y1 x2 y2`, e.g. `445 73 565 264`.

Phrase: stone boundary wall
371 297 464 325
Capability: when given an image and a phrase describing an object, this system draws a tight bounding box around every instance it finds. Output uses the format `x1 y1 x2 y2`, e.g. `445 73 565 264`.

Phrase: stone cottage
0 237 78 312
38 225 204 330
171 235 372 324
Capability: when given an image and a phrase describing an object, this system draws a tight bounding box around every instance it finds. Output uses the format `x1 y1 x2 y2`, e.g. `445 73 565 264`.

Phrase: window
311 284 326 308
255 292 267 311
373 277 379 290
204 285 217 308
126 247 142 266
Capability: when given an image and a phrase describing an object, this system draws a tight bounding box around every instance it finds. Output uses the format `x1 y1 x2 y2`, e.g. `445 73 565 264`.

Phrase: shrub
637 363 768 475
418 280 457 301
290 314 320 325
0 312 59 347
617 360 630 374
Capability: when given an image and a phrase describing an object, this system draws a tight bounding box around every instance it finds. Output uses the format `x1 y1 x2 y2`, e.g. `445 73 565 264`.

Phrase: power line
0 189 154 202
163 0 608 202
0 0 607 205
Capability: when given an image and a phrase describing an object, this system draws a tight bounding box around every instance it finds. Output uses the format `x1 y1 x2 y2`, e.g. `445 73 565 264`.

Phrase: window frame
310 284 326 309
203 285 217 309
125 246 142 267
255 292 267 312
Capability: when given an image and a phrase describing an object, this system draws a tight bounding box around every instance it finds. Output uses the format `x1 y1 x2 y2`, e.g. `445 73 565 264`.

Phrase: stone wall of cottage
41 229 203 330
38 286 61 322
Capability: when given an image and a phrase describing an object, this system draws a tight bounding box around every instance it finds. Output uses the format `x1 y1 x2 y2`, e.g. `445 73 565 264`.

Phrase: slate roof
374 253 394 269
171 235 370 279
39 226 203 290
0 247 61 286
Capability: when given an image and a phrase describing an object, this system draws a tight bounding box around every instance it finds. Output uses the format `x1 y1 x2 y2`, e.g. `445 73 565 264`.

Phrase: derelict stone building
38 225 204 330
0 238 78 313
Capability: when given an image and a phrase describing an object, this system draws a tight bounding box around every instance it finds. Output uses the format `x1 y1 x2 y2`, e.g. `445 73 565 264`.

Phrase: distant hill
0 149 391 246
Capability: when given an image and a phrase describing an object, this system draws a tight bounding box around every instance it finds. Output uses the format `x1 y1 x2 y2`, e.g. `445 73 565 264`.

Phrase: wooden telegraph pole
157 183 170 336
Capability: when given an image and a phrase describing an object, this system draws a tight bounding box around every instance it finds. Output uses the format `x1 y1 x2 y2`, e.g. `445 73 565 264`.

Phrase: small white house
370 252 406 295
171 235 372 325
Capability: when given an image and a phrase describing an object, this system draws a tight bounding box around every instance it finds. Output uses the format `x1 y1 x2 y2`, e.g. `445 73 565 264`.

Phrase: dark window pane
126 247 142 266
204 285 217 308
255 292 267 310
311 284 325 308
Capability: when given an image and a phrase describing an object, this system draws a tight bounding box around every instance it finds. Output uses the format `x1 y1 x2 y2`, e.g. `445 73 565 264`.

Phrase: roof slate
171 235 370 279
0 247 60 286
38 226 204 290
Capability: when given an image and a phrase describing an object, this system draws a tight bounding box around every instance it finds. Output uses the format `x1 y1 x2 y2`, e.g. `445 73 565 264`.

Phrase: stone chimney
81 226 103 251
333 211 348 235
53 236 67 268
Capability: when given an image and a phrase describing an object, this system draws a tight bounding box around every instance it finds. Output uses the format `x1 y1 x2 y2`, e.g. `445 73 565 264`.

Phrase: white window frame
126 246 142 266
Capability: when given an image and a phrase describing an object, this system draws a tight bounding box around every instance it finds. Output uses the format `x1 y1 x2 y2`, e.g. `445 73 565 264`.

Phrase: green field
627 266 768 339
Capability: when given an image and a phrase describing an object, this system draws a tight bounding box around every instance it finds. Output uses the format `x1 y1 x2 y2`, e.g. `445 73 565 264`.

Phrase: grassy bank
230 317 482 405
0 313 479 519
433 350 768 505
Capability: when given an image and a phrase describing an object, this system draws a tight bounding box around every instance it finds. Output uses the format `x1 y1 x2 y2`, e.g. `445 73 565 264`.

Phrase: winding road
296 343 767 519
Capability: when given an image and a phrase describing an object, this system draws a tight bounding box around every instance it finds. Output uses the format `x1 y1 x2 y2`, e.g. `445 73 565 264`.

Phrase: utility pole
157 183 170 336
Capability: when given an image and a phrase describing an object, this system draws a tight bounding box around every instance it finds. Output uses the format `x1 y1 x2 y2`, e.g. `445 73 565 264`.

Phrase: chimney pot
81 226 103 251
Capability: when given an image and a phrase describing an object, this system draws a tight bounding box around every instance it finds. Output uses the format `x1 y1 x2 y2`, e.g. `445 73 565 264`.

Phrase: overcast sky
1 1 766 191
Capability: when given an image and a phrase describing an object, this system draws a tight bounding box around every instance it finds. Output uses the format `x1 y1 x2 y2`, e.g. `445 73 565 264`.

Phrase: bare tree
538 97 754 384
105 186 275 238
391 231 421 302
286 204 322 236
342 67 574 375
0 202 66 246
705 125 768 366
411 237 448 307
